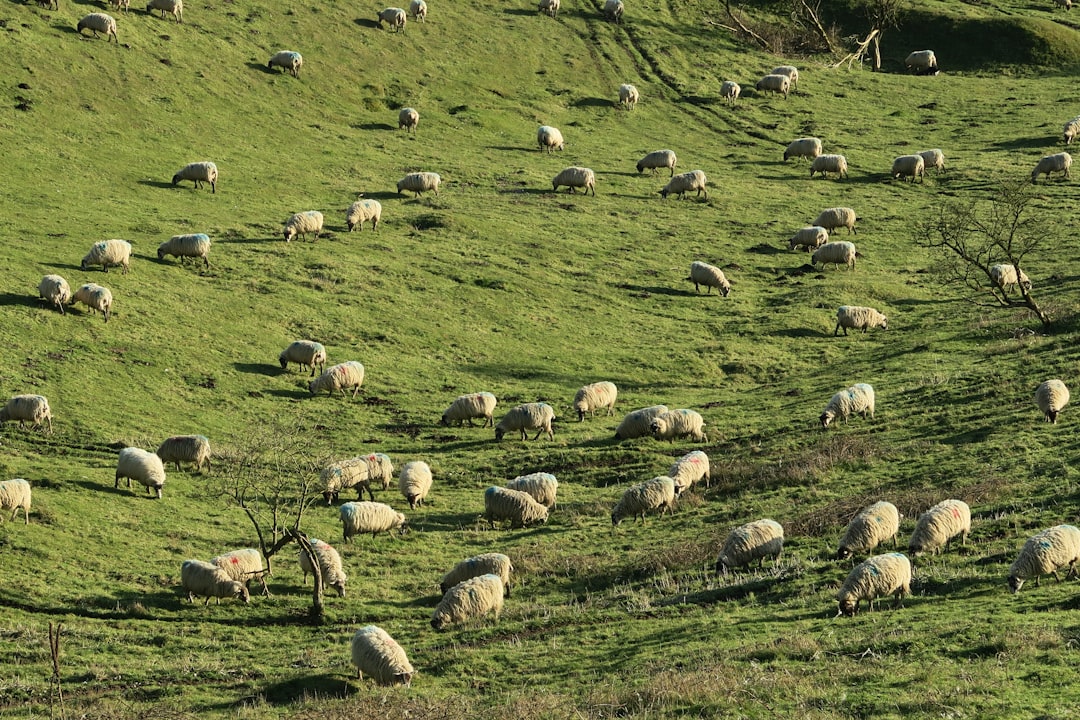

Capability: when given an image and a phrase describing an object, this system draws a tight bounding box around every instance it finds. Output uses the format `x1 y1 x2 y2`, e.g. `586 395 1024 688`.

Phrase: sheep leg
1052 570 1062 583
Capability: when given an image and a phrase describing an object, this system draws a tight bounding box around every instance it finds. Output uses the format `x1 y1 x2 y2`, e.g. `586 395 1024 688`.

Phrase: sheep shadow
70 479 133 497
234 362 283 376
498 187 550 196
353 122 396 131
990 136 1057 151
136 179 176 190
353 190 402 200
502 7 536 14
485 145 531 153
353 18 382 29
0 292 42 308
572 97 615 108
615 283 694 297
249 674 348 707
266 388 312 399
746 243 786 255
215 236 279 244
770 327 827 338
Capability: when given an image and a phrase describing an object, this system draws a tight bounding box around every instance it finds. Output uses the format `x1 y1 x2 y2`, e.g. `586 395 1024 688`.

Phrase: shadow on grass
353 122 396 131
248 674 347 707
214 235 279 244
265 388 311 399
572 97 614 109
991 136 1057 151
136 179 176 190
0 293 41 308
247 61 276 74
234 362 282 376
771 327 826 338
353 17 381 29
357 190 404 200
615 283 694 297
502 7 536 14
70 478 141 497
485 145 531 153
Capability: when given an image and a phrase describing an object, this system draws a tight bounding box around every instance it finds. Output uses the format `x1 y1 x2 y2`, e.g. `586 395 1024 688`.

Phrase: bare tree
830 0 907 70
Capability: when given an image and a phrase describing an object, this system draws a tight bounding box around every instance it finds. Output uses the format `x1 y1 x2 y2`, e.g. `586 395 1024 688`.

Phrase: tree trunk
871 33 881 71
290 530 324 621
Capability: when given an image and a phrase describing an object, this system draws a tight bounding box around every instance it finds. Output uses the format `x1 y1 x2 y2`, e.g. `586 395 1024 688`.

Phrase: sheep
810 154 848 180
377 7 407 31
181 560 250 605
340 501 407 542
351 626 414 686
1064 117 1080 144
1031 152 1072 183
836 501 900 559
115 447 166 499
283 211 324 243
346 199 382 232
604 0 624 23
431 574 504 630
771 65 799 90
408 0 426 21
660 170 707 200
398 460 432 509
611 476 676 526
38 275 71 315
278 340 327 377
1008 525 1080 593
309 361 365 398
688 261 731 296
397 171 441 196
820 383 875 428
537 125 565 153
71 282 113 320
715 519 784 575
1035 379 1070 424
891 154 925 182
398 107 419 133
573 381 618 421
322 453 394 503
210 548 267 592
668 450 710 494
651 409 707 443
111 0 129 13
904 50 937 73
299 538 348 596
440 553 513 596
918 148 946 173
783 137 822 162
989 263 1032 295
81 239 131 274
552 167 596 196
441 392 497 427
812 241 857 271
156 435 211 472
719 80 740 106
505 472 558 509
0 479 31 524
788 226 828 252
172 161 218 193
37 0 57 9
812 207 858 235
145 0 182 22
908 499 971 557
834 306 886 336
0 395 53 433
157 233 211 268
538 0 559 16
1055 0 1073 9
267 51 303 77
636 149 677 176
754 73 789 99
495 402 555 441
836 552 911 616
614 405 669 440
483 486 549 528
77 13 118 41
618 83 639 109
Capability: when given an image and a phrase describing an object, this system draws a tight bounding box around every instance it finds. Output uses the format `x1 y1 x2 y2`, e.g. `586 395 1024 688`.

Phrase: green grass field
5 0 1080 716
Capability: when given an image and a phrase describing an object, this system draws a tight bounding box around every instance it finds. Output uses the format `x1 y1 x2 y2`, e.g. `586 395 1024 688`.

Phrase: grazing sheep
397 171 441 196
618 83 638 108
71 281 113 319
409 0 426 21
1008 525 1080 593
398 107 419 133
157 233 211 268
820 383 875 428
611 476 676 526
156 435 211 472
908 499 971 557
345 199 382 232
283 211 324 243
441 392 497 427
431 574 504 630
904 50 937 73
38 275 70 314
340 501 407 542
268 51 303 77
771 65 799 90
604 0 624 22
37 0 58 9
614 405 669 440
1035 379 1070 424
81 239 131 274
552 167 596 196
812 241 857 271
989 263 1031 294
351 626 414 686
650 409 707 443
377 7 407 31
668 450 710 494
0 395 53 433
309 361 365 398
210 548 266 591
181 560 250 605
77 13 118 41
299 538 348 596
537 126 565 153
111 0 129 13
505 472 558 509
891 154 925 182
483 486 549 528
495 402 555 441
834 306 886 336
538 0 559 16
660 170 707 200
836 553 911 616
279 340 327 377
322 453 394 503
1031 152 1072 183
171 161 218 193
788 226 828 252
688 261 731 296
837 501 900 559
812 207 858 235
0 479 31 524
809 154 848 180
720 80 740 106
115 447 166 499
573 381 618 421
784 137 822 162
1055 0 1073 9
716 519 784 575
918 148 946 173
440 553 513 596
636 150 677 176
754 73 790 98
1064 117 1080 144
145 0 182 22
398 460 432 509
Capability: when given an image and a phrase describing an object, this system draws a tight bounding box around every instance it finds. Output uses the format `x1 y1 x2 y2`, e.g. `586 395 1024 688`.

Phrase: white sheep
505 472 558 509
495 402 555 441
836 501 900 559
771 65 799 90
636 149 677 176
1055 0 1073 9
614 405 669 440
904 50 937 73
299 538 348 596
660 170 707 200
989 263 1031 294
172 161 218 193
398 460 432 509
918 148 946 173
812 207 858 234
891 154 925 182
440 553 513 596
812 241 857 271
145 0 182 22
156 435 211 472
0 395 52 433
71 283 114 323
268 51 303 77
431 574 504 630
37 0 57 9
668 450 710 494
408 0 426 21
111 0 129 13
538 0 559 16
441 392 497 427
397 171 441 196
719 80 740 106
820 383 875 428
788 226 828 252
754 73 789 98
1064 117 1080 144
351 626 414 685
1008 525 1080 593
836 552 911 616
651 409 707 443
77 13 118 41
279 341 327 377
810 154 848 180
552 166 596 195
345 199 382 232
688 261 731 296
322 454 394 503
483 486 549 528
181 559 250 605
908 499 971 557
210 548 266 592
283 211 324 242
81 239 131 274
1035 379 1070 424
0 479 31 524
1032 152 1072 183
618 83 638 108
398 107 419 133
573 381 618 421
783 137 822 162
537 126 565 153
834 306 886 335
340 501 407 542
38 275 71 314
157 233 211 268
604 0 624 22
377 7 407 31
611 476 676 526
309 361 365 398
115 447 166 499
716 519 784 575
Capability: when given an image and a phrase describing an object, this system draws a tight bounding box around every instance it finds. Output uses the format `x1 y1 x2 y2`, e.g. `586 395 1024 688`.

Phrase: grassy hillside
5 0 1080 716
